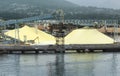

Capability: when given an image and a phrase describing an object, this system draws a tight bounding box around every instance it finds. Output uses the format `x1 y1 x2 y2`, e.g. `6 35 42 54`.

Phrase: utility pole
4 24 6 41
114 20 119 43
15 24 17 45
15 23 20 45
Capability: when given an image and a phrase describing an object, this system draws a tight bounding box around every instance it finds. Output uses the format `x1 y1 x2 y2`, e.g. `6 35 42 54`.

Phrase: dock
0 44 120 54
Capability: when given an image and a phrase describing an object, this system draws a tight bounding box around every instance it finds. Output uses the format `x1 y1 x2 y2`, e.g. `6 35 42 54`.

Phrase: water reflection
112 53 117 76
0 53 120 76
64 54 95 76
46 54 65 76
55 54 65 76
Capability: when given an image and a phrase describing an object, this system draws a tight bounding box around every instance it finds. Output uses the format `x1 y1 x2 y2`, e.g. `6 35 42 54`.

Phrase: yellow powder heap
5 26 114 45
65 28 114 44
4 25 56 45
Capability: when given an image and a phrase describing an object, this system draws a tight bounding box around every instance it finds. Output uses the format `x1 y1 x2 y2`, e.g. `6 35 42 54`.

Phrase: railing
38 19 118 26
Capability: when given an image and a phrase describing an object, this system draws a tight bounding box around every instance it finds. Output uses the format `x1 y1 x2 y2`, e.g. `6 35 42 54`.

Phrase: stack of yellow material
4 25 56 45
65 28 114 44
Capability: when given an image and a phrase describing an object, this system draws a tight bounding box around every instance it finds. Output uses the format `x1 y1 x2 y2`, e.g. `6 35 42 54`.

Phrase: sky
66 0 120 9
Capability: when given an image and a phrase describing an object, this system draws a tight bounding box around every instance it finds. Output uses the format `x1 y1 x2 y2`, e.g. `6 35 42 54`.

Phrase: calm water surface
0 53 120 76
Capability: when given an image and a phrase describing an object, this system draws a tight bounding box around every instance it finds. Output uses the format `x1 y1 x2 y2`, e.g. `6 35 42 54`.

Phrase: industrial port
0 14 119 54
1 1 120 76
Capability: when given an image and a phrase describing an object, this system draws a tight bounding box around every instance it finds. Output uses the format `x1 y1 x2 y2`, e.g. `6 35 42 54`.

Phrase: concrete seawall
0 44 120 54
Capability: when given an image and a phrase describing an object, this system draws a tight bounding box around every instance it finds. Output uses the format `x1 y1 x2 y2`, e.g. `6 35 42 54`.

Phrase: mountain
0 0 79 19
0 0 78 10
0 0 120 21
66 0 120 9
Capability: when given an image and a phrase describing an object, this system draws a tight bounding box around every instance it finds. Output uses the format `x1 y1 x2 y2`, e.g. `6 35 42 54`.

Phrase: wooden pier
0 44 120 54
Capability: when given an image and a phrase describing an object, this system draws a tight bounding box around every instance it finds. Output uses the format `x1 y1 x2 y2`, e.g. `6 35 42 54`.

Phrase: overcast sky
66 0 120 9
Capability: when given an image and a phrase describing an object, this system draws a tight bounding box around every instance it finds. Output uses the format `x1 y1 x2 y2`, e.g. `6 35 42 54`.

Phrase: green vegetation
0 0 120 23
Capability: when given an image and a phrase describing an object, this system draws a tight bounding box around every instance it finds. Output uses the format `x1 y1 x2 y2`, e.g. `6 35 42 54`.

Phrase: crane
52 9 65 53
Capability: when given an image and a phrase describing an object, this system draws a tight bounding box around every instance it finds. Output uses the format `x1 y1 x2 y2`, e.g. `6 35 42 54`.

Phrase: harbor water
0 53 120 76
